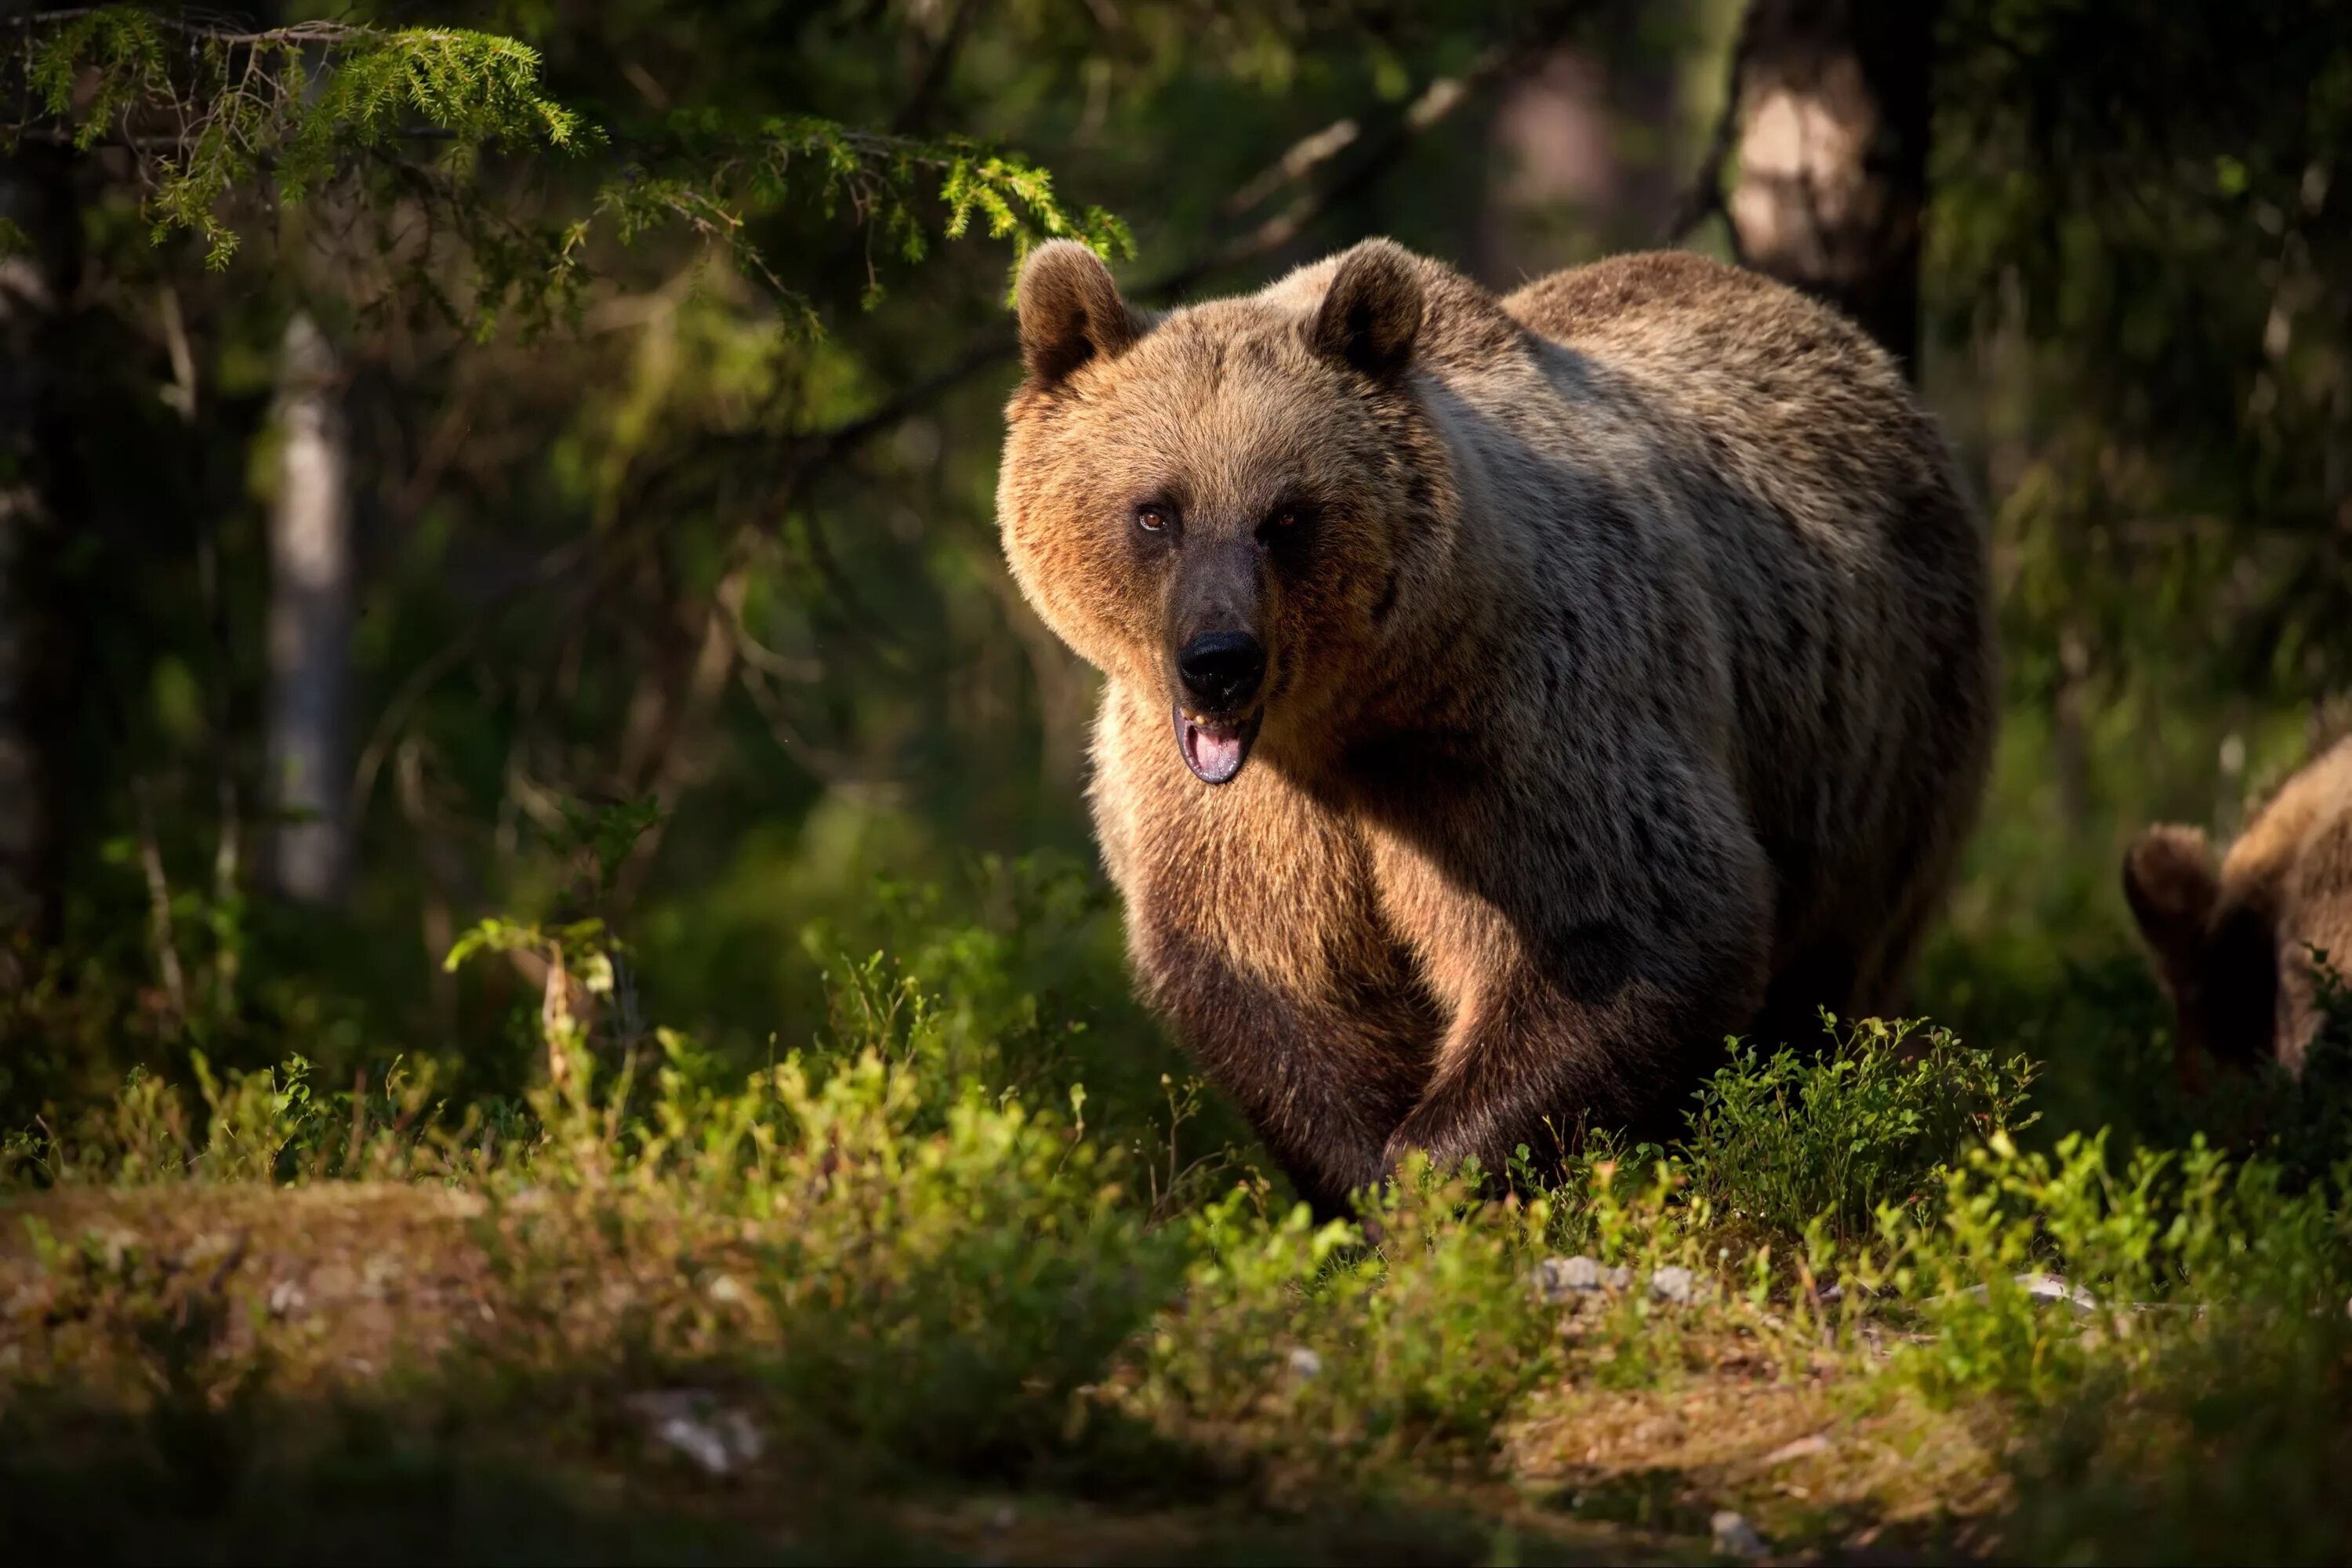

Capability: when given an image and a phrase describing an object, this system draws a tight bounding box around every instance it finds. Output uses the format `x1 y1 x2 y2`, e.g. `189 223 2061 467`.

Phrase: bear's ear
1310 238 1424 378
2124 823 2221 978
1016 241 1139 389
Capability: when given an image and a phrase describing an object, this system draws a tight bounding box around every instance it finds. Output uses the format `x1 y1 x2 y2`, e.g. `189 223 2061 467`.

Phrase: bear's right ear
1310 238 1424 378
1016 241 1139 389
2124 823 2221 977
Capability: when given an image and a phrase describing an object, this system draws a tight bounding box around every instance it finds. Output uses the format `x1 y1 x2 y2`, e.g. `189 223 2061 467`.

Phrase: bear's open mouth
1172 704 1260 786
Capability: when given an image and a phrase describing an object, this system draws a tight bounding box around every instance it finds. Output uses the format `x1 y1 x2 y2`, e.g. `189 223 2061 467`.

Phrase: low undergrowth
7 895 2352 1563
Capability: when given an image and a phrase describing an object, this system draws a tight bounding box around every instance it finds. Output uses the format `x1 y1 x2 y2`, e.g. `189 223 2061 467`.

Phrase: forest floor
5 1007 2346 1566
0 1179 2029 1565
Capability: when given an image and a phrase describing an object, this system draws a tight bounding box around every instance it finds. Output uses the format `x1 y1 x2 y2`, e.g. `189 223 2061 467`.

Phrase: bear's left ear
2124 823 2220 979
1016 241 1140 389
1310 238 1424 378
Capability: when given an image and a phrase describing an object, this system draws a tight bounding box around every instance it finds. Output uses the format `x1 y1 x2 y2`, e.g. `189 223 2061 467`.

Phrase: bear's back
1504 250 1788 345
1497 253 1993 995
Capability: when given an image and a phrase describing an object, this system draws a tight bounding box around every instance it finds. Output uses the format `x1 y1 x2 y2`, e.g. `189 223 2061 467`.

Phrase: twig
610 548 751 913
344 1065 368 1177
1661 0 1757 249
775 31 1555 472
1224 116 1363 218
5 125 459 149
128 775 188 1026
1149 42 1529 300
0 12 363 46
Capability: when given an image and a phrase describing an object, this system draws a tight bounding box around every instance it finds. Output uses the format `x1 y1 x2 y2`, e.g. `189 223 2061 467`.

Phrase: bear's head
2123 742 2352 1077
996 238 1447 786
2122 823 2282 1074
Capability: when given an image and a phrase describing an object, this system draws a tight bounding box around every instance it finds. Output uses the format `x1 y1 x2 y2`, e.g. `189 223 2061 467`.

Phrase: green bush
1133 1163 1557 1483
1871 1128 2352 1404
1679 1017 2039 1241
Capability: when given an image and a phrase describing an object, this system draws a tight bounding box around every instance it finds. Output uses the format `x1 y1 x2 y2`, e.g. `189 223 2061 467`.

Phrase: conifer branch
2 6 1129 328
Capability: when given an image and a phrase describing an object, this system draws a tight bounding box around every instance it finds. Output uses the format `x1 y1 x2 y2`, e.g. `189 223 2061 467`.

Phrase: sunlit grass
7 906 2351 1562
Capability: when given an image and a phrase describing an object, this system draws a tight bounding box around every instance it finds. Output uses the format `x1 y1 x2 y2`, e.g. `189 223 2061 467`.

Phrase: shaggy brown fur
2125 738 2352 1078
997 238 1996 1217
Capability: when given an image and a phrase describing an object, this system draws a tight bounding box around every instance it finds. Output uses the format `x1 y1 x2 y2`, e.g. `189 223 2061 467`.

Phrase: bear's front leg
1374 836 1770 1182
1135 920 1436 1221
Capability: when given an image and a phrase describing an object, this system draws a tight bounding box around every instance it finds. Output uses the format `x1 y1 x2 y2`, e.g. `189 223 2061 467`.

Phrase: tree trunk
1726 0 1937 375
265 312 354 906
0 144 78 958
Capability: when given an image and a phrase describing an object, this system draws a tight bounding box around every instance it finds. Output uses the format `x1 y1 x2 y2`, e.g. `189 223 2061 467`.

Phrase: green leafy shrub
1880 1129 2352 1403
441 967 1192 1483
1679 1017 2039 1241
739 1053 1182 1477
1134 1163 1556 1484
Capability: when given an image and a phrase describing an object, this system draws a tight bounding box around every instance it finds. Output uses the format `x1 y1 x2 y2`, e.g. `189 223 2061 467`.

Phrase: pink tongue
1187 723 1245 783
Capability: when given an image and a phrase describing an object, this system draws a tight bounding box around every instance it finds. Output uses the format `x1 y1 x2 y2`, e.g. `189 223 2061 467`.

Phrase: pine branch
2 7 1129 328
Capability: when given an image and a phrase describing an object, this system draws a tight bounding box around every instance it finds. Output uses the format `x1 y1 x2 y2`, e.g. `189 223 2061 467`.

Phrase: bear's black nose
1177 631 1265 713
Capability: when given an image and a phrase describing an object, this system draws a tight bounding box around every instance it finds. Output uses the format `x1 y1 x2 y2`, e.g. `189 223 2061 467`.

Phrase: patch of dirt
1507 1372 2008 1559
3 1182 496 1387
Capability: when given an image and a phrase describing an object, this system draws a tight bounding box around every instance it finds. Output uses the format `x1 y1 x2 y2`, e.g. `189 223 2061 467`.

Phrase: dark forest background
5 0 2350 1156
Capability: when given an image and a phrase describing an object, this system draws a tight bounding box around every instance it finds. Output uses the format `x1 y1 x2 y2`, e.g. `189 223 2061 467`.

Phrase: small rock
1650 1265 1697 1304
1942 1272 2100 1312
627 1390 765 1478
266 1278 309 1317
2013 1272 2099 1311
1286 1345 1323 1379
1711 1509 1769 1559
1533 1255 1635 1301
706 1272 747 1306
1815 1280 1893 1305
1534 1255 1602 1301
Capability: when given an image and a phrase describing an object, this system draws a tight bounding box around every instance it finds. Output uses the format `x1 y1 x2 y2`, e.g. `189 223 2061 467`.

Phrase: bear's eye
1134 504 1172 535
1258 503 1312 548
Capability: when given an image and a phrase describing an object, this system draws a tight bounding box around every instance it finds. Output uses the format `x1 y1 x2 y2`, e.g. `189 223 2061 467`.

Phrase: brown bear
996 238 1996 1217
2125 737 2352 1079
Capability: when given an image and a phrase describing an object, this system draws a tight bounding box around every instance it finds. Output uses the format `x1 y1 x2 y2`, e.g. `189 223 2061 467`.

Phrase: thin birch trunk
265 311 354 905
